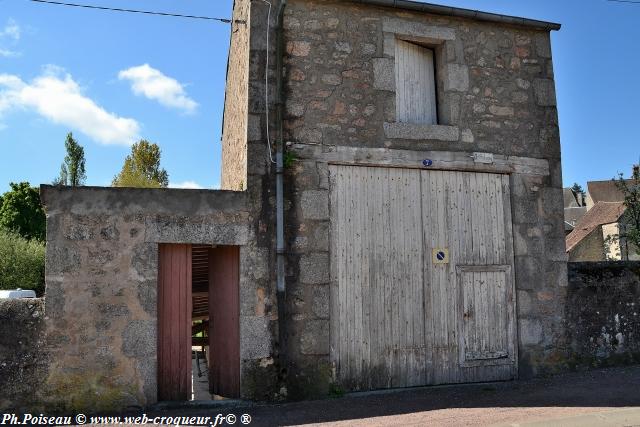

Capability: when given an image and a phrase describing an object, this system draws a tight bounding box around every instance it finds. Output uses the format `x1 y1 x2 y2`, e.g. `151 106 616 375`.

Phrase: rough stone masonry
3 0 580 412
249 0 567 392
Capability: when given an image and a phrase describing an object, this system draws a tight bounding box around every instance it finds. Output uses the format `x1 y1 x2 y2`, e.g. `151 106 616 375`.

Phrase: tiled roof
587 180 634 204
563 188 579 208
564 206 587 231
566 202 626 252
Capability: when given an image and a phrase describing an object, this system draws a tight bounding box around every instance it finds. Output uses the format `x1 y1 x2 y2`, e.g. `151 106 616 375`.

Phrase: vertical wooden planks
330 166 518 389
331 165 424 389
459 267 510 363
395 39 438 125
157 244 192 402
209 246 241 398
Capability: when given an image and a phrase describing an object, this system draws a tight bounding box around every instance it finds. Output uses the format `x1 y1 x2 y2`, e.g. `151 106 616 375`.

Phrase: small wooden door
157 244 192 401
208 246 240 398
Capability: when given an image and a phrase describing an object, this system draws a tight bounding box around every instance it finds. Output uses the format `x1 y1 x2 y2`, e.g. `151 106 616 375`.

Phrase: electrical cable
28 0 237 23
257 0 276 164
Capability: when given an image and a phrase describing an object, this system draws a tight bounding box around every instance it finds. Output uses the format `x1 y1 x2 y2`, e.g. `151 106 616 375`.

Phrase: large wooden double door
330 166 517 390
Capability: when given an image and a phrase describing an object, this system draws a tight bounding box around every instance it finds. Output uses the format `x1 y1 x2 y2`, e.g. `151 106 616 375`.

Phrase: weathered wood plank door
395 39 438 125
330 166 517 390
331 166 426 390
208 246 240 398
157 244 192 401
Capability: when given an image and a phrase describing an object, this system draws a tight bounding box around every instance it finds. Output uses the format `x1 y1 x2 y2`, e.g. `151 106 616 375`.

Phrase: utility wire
607 0 640 4
28 0 238 23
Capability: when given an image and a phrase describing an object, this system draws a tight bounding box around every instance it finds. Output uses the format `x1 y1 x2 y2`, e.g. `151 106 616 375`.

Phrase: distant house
585 179 634 210
566 201 639 261
563 188 586 235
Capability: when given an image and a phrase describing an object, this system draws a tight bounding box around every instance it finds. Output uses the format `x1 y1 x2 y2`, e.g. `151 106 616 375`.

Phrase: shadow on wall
566 262 640 368
0 299 48 412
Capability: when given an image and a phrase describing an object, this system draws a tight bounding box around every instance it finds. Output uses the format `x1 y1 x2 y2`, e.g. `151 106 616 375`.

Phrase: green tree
54 132 86 186
614 164 640 256
0 182 46 241
112 140 169 188
0 229 45 295
571 183 584 194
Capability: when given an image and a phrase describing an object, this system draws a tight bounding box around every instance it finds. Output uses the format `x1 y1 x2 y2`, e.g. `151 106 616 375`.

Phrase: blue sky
0 0 639 193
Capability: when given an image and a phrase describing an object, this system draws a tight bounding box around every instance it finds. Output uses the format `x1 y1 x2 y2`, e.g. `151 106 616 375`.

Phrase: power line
607 0 640 4
28 0 241 23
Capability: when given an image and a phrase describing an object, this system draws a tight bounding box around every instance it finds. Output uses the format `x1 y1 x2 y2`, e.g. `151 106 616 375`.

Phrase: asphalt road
147 366 640 426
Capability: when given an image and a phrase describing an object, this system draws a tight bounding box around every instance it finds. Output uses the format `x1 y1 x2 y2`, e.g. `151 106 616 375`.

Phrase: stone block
533 79 557 106
46 246 81 275
516 290 533 316
514 256 542 290
286 41 311 57
145 217 250 246
312 222 330 252
311 285 329 319
300 319 330 355
248 114 262 142
321 74 342 86
445 64 469 92
240 316 272 359
489 105 514 117
373 58 395 91
535 33 552 58
300 190 329 220
519 318 543 346
382 19 456 41
131 242 158 280
299 253 329 285
383 32 395 57
383 122 460 141
461 129 474 143
136 279 157 315
122 320 156 358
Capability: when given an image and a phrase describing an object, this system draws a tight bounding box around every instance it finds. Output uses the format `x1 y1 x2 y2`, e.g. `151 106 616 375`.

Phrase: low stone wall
567 262 640 368
0 298 48 411
39 186 266 411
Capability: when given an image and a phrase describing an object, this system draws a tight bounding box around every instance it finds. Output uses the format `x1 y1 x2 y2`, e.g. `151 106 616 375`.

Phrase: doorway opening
157 244 240 402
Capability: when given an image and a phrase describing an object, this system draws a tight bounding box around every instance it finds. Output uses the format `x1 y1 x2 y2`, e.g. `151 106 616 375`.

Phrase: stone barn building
37 0 567 411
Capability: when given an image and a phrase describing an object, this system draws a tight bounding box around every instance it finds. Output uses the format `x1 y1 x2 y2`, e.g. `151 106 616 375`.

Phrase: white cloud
0 67 140 146
0 49 19 58
0 19 21 57
118 64 198 113
0 19 20 41
169 181 204 189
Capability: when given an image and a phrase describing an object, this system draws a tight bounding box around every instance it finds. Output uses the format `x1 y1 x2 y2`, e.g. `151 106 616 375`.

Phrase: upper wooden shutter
395 39 438 125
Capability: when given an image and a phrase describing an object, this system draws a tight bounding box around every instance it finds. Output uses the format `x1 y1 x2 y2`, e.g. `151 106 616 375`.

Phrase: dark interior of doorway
191 244 212 401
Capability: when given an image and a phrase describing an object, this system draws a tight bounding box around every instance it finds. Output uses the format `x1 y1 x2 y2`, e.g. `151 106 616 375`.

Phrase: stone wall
39 185 274 410
221 0 251 191
264 0 567 388
0 298 47 411
569 228 605 262
567 262 640 367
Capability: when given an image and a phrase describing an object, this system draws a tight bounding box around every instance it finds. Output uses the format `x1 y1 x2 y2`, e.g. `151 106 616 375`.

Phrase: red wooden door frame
208 246 241 398
157 244 192 401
